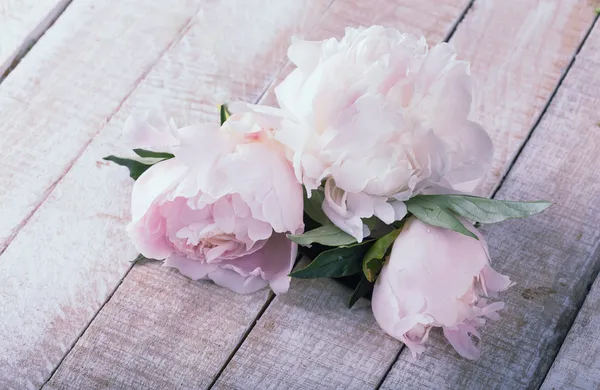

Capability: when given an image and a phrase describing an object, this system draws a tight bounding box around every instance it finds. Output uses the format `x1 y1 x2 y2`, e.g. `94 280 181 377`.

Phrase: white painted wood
0 0 333 388
0 0 70 77
542 272 600 390
45 260 272 390
0 0 207 255
0 0 216 387
465 0 599 196
381 19 600 390
214 260 400 390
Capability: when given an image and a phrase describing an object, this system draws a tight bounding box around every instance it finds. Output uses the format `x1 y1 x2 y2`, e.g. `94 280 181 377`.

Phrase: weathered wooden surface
542 272 600 390
0 0 204 254
1 0 600 389
0 0 212 387
381 19 600 390
214 1 599 389
43 260 270 390
214 260 400 389
466 0 598 196
0 0 70 77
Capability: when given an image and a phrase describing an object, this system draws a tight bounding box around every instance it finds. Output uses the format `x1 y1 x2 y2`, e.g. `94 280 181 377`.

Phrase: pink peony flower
123 110 304 294
269 26 493 241
371 217 512 359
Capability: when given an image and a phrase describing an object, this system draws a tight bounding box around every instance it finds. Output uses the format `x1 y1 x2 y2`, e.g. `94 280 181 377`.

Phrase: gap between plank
490 14 600 200
206 292 276 389
536 192 600 388
0 12 197 260
24 12 202 388
535 240 600 390
0 0 74 83
39 262 136 389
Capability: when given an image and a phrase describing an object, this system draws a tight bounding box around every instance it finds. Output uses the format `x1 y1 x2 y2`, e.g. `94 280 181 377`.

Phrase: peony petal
480 265 513 295
322 198 365 242
164 255 218 280
391 200 408 221
443 323 481 360
443 120 493 190
130 158 188 224
246 218 273 242
216 141 303 235
128 205 172 260
213 196 235 233
221 233 297 294
403 324 432 357
207 267 269 294
174 124 234 184
121 111 179 152
287 37 323 71
274 68 309 119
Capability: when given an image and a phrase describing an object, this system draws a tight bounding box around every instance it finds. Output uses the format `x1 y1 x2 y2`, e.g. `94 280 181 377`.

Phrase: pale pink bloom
266 26 492 241
371 217 512 359
123 110 304 294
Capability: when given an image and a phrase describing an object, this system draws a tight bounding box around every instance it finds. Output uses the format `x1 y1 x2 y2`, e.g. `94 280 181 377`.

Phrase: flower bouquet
104 26 550 359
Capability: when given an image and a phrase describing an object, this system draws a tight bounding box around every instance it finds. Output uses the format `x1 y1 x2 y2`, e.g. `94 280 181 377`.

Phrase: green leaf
347 276 374 308
362 216 379 232
131 254 146 264
415 194 551 224
103 155 153 180
132 149 174 160
362 227 402 282
405 197 478 240
303 189 331 226
289 240 373 279
219 103 231 125
288 225 356 247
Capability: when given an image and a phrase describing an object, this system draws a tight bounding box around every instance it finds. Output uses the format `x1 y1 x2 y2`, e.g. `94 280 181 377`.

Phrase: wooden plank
6 0 334 388
213 0 599 389
215 260 401 389
541 271 600 388
0 0 209 253
0 0 218 387
465 0 599 196
381 19 600 390
0 0 70 78
45 260 271 389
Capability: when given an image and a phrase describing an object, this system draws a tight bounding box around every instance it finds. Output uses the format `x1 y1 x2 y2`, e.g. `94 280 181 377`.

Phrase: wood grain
0 0 70 77
381 19 600 390
13 0 334 388
0 0 210 253
213 260 400 390
212 1 599 389
44 260 271 390
463 0 598 196
0 0 215 387
541 267 600 388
